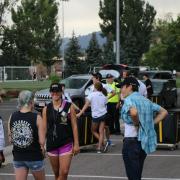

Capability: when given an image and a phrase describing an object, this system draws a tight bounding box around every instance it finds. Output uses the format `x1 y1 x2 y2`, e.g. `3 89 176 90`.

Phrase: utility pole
116 0 120 64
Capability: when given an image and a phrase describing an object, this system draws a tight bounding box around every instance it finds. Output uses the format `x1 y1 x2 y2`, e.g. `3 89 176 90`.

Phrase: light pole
116 0 120 64
60 0 69 77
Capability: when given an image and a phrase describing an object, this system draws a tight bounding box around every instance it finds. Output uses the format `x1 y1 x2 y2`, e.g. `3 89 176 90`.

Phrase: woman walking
42 83 80 180
8 90 45 180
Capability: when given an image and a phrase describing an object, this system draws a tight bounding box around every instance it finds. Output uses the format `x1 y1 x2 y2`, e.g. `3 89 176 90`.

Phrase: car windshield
152 81 164 93
60 78 89 89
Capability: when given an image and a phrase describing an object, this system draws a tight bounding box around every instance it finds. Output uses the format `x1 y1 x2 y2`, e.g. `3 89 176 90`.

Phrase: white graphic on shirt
11 120 33 148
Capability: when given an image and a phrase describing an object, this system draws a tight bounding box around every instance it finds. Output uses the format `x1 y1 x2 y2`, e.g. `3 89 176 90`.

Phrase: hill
62 32 106 51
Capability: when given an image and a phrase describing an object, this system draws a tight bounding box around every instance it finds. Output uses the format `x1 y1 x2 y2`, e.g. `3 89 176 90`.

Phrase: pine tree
64 32 82 77
102 33 115 64
86 32 102 71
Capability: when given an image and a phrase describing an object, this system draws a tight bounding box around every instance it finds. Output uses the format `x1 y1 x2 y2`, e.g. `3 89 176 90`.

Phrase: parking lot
0 89 180 180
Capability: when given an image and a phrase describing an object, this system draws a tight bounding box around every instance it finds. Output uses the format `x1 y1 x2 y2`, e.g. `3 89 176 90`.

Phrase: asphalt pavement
0 89 180 180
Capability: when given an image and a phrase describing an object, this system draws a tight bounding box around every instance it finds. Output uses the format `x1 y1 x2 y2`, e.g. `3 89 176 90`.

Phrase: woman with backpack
42 83 80 180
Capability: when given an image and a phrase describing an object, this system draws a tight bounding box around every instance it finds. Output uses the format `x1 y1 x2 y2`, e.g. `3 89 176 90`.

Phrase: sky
60 0 180 37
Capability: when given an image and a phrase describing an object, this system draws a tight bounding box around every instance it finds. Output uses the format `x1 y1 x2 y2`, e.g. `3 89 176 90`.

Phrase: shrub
49 73 60 83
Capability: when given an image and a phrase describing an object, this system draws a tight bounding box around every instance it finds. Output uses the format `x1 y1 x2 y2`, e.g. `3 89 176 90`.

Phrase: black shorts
92 113 107 123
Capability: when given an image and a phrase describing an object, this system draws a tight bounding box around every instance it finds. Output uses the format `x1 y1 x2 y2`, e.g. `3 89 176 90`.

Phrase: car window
152 81 164 93
61 78 89 89
154 73 161 79
161 73 172 79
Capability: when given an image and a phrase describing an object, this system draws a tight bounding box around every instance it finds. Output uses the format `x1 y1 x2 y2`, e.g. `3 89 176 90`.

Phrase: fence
0 66 36 82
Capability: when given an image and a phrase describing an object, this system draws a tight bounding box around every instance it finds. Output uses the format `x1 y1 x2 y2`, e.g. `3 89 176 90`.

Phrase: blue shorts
13 160 44 172
92 113 107 123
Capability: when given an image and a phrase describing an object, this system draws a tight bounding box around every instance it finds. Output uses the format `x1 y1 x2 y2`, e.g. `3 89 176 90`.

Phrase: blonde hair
18 90 34 108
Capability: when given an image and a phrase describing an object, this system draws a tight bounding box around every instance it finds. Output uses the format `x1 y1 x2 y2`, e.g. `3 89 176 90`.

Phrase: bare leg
105 125 110 141
32 169 45 180
59 154 73 180
49 155 60 180
15 168 28 180
91 122 99 140
98 122 105 150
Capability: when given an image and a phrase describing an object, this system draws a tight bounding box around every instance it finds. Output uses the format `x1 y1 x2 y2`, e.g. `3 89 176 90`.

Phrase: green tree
86 32 102 71
64 32 82 76
102 33 115 64
0 0 60 67
99 0 156 66
144 16 180 71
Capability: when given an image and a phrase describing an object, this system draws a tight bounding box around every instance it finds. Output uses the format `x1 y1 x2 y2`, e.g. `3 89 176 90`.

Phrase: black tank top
10 111 43 161
46 100 73 152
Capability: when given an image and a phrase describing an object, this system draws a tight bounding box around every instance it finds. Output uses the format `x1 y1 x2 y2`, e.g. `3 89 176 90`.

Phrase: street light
116 0 120 64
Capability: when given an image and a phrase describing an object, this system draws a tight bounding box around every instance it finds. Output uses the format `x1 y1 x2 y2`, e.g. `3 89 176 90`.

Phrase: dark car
138 70 173 80
34 74 92 112
150 79 177 108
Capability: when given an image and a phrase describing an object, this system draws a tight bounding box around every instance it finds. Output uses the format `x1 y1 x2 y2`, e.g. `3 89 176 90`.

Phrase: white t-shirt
124 123 138 137
138 80 147 97
85 83 113 97
86 91 107 118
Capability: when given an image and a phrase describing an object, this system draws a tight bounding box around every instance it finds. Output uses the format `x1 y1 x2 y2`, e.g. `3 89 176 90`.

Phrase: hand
41 145 46 158
76 113 81 118
73 144 80 156
116 102 120 109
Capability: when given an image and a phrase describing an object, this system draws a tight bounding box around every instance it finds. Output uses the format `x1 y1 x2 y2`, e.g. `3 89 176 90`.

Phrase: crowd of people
1 69 168 180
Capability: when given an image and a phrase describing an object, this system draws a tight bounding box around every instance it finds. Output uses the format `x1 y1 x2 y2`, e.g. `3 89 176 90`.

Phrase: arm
154 107 168 124
107 90 116 99
76 99 90 118
41 107 47 146
129 107 139 126
7 115 12 143
70 105 80 155
36 114 46 155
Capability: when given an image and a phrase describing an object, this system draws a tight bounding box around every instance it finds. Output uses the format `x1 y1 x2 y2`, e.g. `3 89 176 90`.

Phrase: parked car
138 70 173 80
34 74 92 112
150 79 177 108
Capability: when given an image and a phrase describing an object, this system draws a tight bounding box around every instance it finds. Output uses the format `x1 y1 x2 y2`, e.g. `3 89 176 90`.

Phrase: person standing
120 77 167 180
143 74 153 99
8 90 45 180
85 72 115 150
77 82 107 153
42 83 80 180
106 74 121 135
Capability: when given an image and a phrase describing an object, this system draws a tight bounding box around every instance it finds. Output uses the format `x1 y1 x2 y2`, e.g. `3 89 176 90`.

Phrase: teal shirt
121 92 161 154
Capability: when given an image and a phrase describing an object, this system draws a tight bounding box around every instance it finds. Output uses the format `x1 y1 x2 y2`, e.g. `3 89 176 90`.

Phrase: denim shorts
13 160 44 172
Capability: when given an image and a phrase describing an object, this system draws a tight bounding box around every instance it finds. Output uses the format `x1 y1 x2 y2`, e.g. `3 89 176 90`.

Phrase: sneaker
97 150 102 154
108 140 115 146
103 141 109 152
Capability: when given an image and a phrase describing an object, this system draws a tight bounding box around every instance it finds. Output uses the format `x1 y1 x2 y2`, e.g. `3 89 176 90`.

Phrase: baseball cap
116 77 139 88
91 72 102 80
49 83 62 92
106 73 114 79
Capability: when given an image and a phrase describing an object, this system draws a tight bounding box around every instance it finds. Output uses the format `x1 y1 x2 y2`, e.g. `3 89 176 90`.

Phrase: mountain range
62 31 107 51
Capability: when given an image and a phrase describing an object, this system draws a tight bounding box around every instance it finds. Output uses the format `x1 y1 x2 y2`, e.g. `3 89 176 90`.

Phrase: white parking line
79 153 180 157
0 173 179 180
